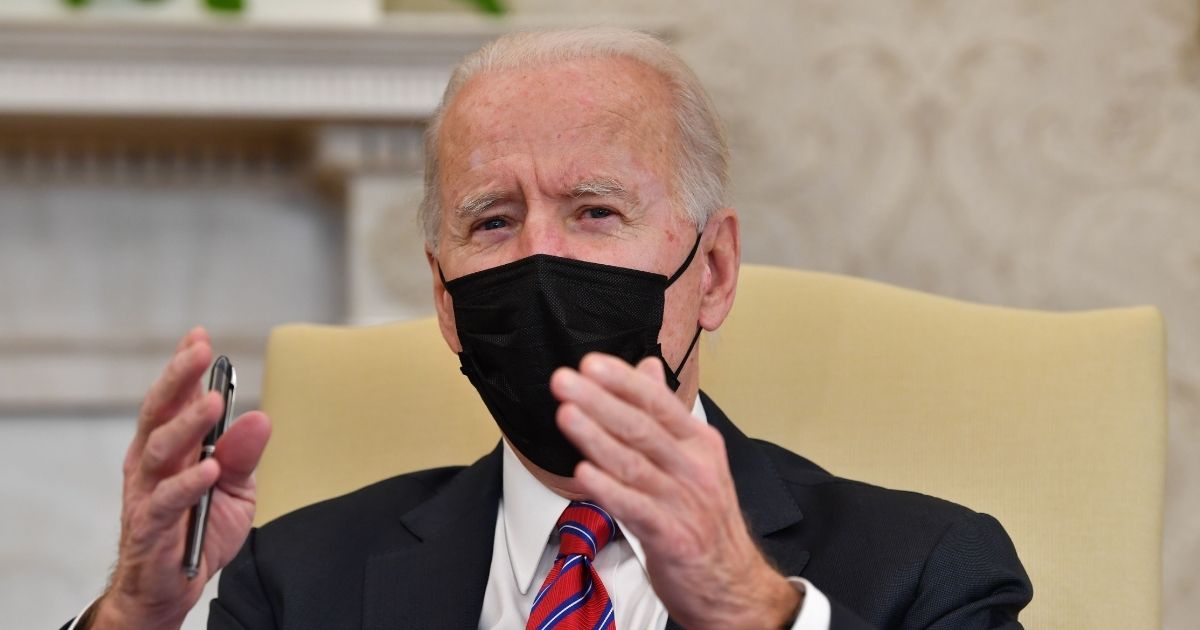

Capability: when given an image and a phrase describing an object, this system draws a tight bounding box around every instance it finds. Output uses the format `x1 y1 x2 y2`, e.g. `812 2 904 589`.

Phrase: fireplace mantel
0 18 516 120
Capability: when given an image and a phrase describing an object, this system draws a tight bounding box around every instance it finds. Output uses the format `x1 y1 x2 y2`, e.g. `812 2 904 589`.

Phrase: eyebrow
455 191 507 219
570 177 638 205
453 177 638 220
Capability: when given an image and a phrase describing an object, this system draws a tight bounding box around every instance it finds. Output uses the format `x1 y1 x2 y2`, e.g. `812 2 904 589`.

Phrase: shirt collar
500 393 708 594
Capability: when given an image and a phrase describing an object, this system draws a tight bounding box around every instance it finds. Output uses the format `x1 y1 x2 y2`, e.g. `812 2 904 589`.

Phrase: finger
138 341 213 439
578 353 697 439
574 460 669 542
144 458 221 533
213 411 272 491
140 392 222 477
557 402 673 494
637 354 666 384
551 366 684 471
174 326 210 354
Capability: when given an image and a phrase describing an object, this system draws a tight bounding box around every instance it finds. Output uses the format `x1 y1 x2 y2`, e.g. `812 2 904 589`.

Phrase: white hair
418 27 730 248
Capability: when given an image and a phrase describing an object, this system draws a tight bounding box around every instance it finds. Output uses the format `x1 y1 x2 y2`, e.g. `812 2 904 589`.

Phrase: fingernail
555 368 579 394
590 357 610 377
582 353 610 378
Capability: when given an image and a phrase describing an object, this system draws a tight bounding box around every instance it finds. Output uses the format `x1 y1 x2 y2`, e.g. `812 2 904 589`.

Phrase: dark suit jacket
208 392 1031 629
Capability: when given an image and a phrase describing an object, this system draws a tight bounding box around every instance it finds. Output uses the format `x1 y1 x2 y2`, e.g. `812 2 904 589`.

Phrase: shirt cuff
66 596 100 630
786 577 831 630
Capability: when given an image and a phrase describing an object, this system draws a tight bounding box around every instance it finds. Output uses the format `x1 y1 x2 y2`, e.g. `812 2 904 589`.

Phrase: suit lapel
363 444 503 630
665 393 810 630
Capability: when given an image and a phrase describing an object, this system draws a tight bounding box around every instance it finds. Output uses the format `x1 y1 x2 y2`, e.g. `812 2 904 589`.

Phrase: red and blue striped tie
527 501 619 630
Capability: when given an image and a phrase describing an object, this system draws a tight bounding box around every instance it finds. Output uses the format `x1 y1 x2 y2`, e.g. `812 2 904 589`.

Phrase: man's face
429 56 707 390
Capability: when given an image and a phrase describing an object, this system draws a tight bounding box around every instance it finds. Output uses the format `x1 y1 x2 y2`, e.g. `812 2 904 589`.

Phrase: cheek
662 282 701 334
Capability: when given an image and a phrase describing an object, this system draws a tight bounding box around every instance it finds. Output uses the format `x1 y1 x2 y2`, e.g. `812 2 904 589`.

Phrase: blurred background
0 0 1195 628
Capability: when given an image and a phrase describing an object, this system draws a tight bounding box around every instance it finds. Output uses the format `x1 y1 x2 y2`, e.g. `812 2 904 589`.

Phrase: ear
697 208 740 332
426 246 463 353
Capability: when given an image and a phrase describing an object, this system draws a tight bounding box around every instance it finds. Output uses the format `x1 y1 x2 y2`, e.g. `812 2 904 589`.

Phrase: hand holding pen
79 328 271 630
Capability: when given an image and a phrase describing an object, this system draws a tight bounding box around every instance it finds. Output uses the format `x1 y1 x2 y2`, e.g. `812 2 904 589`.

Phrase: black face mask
439 234 703 477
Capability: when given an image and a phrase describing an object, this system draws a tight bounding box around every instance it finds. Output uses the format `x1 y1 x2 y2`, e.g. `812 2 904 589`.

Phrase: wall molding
0 19 506 120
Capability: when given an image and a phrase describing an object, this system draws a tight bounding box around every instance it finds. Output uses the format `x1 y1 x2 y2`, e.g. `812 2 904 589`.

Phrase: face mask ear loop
665 231 704 287
437 262 450 287
671 325 703 381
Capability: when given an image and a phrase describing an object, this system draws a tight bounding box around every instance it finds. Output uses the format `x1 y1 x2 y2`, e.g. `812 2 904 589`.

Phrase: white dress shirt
479 397 831 630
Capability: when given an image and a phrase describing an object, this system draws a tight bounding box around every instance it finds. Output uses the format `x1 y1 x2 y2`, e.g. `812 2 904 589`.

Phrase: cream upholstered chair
255 264 1166 630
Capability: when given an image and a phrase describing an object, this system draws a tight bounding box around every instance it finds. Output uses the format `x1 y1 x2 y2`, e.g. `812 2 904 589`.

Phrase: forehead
436 56 677 189
445 55 674 133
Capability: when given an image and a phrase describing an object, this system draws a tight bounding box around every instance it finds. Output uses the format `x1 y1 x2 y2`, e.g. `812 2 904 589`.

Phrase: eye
583 207 614 220
478 217 509 231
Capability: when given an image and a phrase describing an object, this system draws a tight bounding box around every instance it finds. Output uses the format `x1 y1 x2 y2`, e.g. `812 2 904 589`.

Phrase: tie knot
556 501 618 560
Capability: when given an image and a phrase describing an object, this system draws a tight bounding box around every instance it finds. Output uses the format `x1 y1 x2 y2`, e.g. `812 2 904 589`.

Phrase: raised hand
85 328 271 630
551 353 801 630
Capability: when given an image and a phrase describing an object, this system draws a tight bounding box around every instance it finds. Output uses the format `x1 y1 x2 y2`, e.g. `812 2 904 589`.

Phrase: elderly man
67 27 1031 630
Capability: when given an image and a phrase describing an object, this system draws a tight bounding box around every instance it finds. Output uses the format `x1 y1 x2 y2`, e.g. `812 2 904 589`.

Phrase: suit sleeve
902 512 1033 629
208 528 278 630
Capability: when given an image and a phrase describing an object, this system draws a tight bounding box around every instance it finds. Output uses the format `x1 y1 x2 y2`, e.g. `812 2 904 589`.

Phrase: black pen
183 355 236 580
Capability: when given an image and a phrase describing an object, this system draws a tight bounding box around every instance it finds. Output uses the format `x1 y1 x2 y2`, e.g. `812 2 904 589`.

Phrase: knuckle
139 505 170 534
148 478 183 516
637 392 664 418
141 432 171 472
617 455 646 483
643 393 668 417
619 416 653 445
